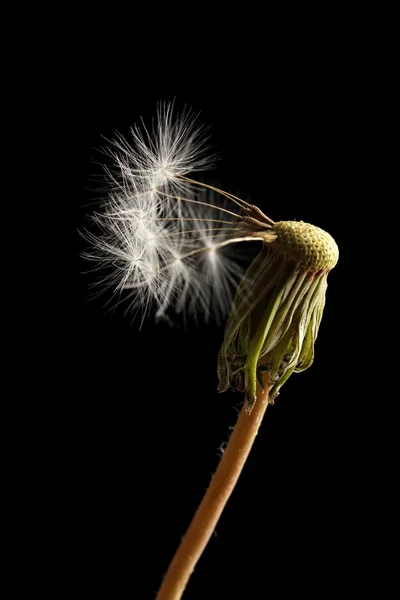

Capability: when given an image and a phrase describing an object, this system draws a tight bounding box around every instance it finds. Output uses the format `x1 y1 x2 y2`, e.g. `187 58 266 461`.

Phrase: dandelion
83 102 339 600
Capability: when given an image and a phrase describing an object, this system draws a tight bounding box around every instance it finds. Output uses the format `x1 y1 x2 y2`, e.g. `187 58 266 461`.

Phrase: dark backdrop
71 59 361 599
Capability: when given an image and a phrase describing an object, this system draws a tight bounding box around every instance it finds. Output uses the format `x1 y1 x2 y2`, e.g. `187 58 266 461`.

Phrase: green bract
218 220 338 412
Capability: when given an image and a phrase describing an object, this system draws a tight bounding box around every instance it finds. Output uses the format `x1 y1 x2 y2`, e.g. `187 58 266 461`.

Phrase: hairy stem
156 378 272 600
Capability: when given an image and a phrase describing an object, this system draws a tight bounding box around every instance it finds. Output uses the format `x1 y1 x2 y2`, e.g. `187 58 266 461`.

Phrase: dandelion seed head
82 103 339 411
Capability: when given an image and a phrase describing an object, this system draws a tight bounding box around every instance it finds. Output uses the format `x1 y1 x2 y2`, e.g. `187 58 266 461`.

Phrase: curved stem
156 379 272 600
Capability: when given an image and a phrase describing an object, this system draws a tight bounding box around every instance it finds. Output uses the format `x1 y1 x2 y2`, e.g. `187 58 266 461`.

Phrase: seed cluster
271 221 339 271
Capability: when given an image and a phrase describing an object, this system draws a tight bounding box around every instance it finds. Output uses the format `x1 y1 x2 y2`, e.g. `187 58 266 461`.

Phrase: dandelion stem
156 376 272 600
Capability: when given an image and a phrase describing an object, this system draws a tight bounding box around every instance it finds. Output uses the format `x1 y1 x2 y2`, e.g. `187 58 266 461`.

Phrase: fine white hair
83 102 259 324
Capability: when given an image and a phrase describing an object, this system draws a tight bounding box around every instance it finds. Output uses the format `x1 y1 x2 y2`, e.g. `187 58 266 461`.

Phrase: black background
69 41 371 599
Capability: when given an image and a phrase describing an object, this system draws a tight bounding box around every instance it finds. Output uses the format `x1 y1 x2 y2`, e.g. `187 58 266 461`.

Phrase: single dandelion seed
82 102 339 600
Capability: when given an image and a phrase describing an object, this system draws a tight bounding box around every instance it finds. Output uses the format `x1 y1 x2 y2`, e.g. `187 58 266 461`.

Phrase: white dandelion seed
107 101 214 200
83 102 277 324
